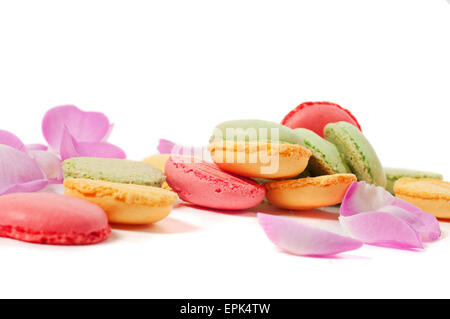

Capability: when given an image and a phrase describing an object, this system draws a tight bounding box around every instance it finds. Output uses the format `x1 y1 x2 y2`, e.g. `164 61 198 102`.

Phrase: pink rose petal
158 139 176 154
25 144 48 151
341 182 440 242
0 145 48 195
3 179 50 195
101 123 115 142
339 212 423 249
0 130 26 152
258 213 363 257
59 126 126 160
393 198 441 242
42 105 111 152
27 149 63 183
158 138 210 161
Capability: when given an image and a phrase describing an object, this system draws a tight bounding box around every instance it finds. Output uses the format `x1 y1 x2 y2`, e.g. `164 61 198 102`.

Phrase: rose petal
157 139 176 154
258 213 363 257
0 145 48 195
74 141 126 159
101 123 115 142
27 149 63 183
340 181 392 217
42 105 111 152
392 198 441 242
59 126 126 160
341 182 440 242
25 144 48 151
0 130 25 151
2 179 50 195
339 212 423 249
158 138 210 161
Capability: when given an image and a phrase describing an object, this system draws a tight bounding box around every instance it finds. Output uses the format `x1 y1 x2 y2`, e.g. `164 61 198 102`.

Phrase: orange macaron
394 178 450 219
208 119 311 179
264 174 357 210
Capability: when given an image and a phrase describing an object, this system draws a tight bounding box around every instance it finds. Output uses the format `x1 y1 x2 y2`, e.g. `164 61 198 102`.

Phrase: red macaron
165 157 265 210
0 193 110 245
281 101 362 137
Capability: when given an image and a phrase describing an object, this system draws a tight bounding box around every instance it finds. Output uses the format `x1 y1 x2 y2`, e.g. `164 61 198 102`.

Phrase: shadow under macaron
176 200 340 221
110 217 200 234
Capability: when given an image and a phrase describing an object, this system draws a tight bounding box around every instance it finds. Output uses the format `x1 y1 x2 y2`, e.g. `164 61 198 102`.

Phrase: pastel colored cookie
142 154 171 172
394 178 450 219
0 193 110 245
209 120 311 179
264 174 357 210
165 157 265 210
210 119 303 145
63 157 165 187
385 168 443 194
324 122 386 187
64 178 178 225
142 154 173 190
294 128 351 176
282 101 361 138
208 141 311 179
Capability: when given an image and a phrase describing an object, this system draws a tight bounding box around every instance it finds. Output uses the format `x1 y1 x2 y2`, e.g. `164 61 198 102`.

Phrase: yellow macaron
64 178 178 225
208 141 311 179
264 174 357 210
142 154 171 172
394 178 450 219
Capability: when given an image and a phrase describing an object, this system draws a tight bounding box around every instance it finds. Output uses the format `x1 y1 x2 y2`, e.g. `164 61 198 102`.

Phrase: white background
0 0 449 298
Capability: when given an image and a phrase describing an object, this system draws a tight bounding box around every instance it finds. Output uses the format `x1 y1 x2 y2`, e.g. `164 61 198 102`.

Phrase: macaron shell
264 174 357 210
142 154 174 190
62 157 166 187
324 122 386 188
385 168 443 194
294 128 351 176
210 119 303 145
394 178 450 219
64 178 178 225
282 102 361 138
208 141 311 179
165 157 265 210
0 193 110 245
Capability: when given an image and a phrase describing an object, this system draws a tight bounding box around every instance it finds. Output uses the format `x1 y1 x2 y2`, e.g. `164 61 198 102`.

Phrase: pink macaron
282 101 362 138
165 157 265 210
0 193 110 245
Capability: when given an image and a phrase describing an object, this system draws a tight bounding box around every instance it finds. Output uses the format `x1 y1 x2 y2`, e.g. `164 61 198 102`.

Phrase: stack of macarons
62 157 179 225
282 101 446 217
161 101 447 217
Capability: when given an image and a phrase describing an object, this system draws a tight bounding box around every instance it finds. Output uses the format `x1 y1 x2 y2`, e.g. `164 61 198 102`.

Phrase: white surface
0 0 449 298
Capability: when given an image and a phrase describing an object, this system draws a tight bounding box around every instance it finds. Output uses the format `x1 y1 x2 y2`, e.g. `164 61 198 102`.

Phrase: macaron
324 122 386 188
63 157 165 187
208 119 311 179
64 178 178 224
264 174 357 210
294 128 351 176
142 154 173 190
142 154 171 172
282 101 362 138
0 193 110 245
385 168 443 194
165 156 265 210
393 178 450 219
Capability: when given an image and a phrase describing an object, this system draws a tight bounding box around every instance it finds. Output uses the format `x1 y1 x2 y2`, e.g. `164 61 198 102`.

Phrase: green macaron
294 128 351 176
209 119 303 145
324 122 386 187
62 157 166 187
385 168 443 194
